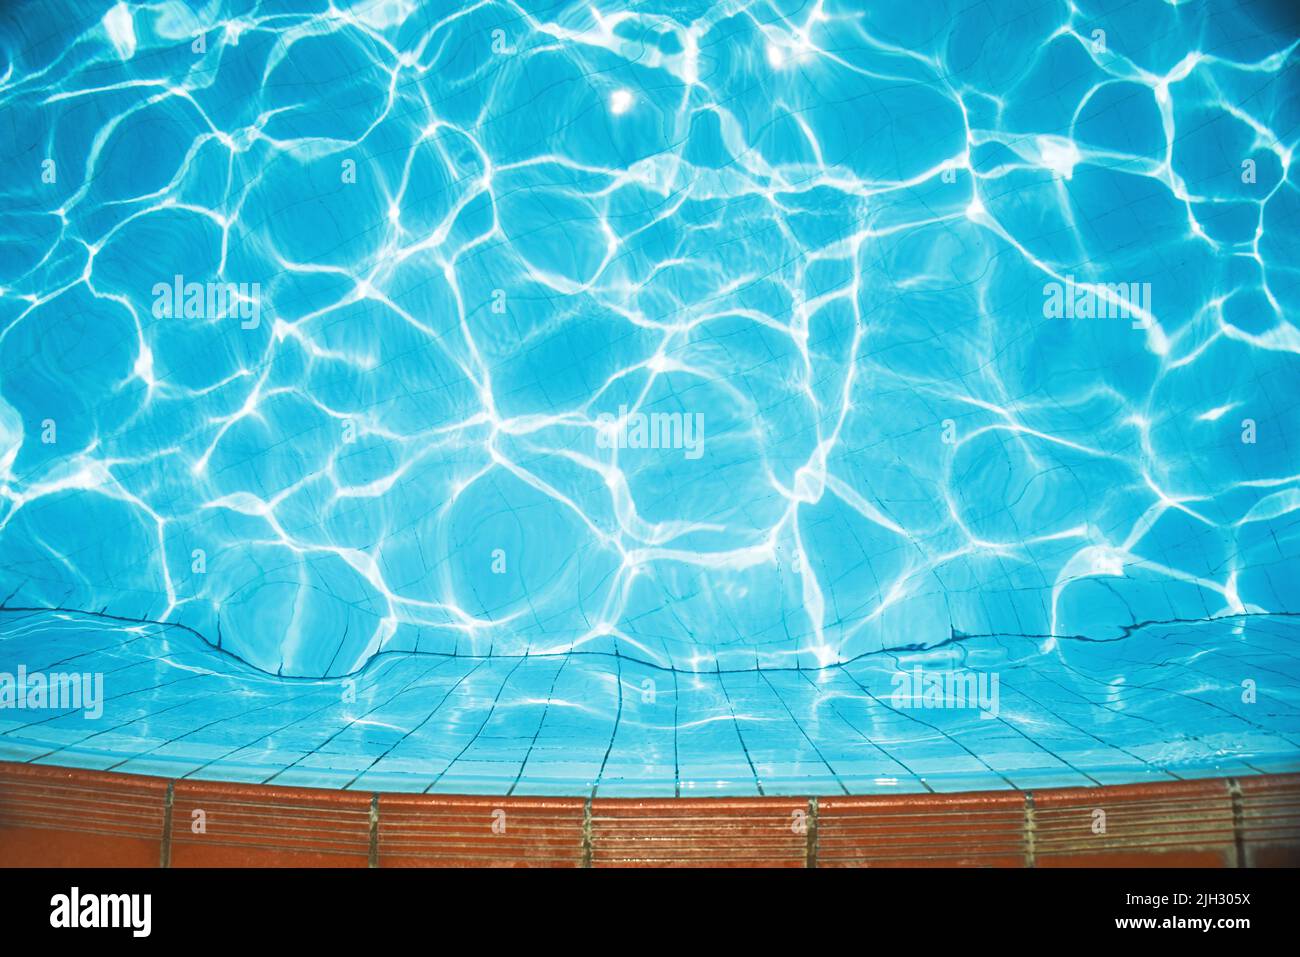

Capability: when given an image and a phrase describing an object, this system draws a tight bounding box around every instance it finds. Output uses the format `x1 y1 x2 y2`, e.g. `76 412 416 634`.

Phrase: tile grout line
159 780 174 868
581 794 594 868
368 793 379 868
805 796 819 868
1227 777 1245 868
1024 791 1036 868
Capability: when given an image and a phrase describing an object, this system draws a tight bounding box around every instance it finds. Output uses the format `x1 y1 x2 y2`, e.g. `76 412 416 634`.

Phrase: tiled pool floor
1 608 1297 796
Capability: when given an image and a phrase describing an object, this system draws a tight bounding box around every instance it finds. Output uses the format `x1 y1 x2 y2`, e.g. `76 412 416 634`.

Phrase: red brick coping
1 762 1297 867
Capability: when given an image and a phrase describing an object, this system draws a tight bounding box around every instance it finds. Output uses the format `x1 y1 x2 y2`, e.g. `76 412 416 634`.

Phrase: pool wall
3 761 1297 867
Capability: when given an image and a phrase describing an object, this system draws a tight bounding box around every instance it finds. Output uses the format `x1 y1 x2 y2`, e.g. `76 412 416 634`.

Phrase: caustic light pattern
0 0 1298 697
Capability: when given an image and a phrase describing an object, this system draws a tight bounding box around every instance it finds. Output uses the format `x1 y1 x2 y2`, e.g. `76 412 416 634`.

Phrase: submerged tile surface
1 609 1296 795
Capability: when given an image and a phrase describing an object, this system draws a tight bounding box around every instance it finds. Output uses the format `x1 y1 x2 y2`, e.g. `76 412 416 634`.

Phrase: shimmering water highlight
0 0 1297 793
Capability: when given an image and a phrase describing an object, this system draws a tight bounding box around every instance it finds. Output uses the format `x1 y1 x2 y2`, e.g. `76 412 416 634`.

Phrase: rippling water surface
0 0 1297 791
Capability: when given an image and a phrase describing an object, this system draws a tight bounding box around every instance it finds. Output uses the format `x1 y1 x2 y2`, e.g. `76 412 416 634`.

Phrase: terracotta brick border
2 762 1297 867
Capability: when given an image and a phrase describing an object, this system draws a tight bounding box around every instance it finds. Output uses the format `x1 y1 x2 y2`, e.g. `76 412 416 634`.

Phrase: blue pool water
0 0 1297 794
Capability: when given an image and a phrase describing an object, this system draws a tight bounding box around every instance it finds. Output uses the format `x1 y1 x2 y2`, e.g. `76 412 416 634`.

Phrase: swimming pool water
0 0 1298 794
